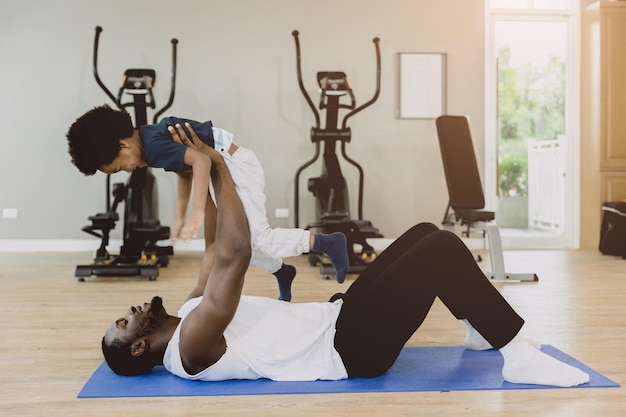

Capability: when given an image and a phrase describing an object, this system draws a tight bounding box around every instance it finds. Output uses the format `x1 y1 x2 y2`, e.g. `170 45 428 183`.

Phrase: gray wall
0 0 485 242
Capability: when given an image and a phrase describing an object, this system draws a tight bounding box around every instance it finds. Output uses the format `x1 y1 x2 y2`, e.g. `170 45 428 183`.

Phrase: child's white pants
221 146 311 274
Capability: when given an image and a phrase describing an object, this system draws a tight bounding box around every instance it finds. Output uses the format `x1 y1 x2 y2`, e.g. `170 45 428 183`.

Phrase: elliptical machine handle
93 26 122 108
292 30 320 129
341 37 381 129
153 38 179 123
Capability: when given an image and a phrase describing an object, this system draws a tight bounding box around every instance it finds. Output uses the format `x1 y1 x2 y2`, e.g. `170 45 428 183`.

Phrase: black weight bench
436 115 537 282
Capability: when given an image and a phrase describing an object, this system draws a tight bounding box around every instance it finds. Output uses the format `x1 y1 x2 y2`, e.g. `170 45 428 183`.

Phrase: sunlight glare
495 21 566 67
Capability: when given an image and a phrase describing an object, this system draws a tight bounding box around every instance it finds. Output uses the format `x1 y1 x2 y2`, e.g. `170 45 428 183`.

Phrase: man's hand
168 123 222 163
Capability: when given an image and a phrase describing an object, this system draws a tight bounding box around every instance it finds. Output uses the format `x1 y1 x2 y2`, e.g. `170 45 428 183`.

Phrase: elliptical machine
292 30 383 279
75 26 177 281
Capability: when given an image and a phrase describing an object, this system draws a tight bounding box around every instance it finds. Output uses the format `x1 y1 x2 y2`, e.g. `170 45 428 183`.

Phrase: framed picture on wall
398 52 446 119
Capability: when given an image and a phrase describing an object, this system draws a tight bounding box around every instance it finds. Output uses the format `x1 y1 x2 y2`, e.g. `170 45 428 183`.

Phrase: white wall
0 0 485 243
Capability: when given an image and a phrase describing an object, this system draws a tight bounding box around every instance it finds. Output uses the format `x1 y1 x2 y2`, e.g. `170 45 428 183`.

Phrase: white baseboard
0 239 205 252
0 236 486 253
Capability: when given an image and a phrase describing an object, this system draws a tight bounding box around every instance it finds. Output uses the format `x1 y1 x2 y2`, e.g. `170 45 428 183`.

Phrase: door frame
484 5 581 248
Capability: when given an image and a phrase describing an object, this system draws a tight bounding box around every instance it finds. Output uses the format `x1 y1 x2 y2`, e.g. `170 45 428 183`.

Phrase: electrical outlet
2 208 18 219
275 208 289 218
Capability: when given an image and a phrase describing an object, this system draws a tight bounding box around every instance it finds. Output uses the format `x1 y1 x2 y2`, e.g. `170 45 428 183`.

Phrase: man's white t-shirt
163 295 348 381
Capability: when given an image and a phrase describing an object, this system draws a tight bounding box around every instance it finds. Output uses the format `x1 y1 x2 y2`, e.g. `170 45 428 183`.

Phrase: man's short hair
66 104 133 175
101 337 159 376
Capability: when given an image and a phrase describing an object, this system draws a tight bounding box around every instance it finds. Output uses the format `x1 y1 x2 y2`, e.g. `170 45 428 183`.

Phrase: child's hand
179 211 205 243
169 217 184 242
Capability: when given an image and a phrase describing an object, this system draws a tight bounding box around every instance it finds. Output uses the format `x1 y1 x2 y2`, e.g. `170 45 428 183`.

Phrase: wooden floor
1 247 624 416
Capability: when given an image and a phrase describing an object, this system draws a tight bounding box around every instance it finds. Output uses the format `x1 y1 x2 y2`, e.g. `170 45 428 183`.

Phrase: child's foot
273 263 296 302
500 338 589 387
313 233 349 283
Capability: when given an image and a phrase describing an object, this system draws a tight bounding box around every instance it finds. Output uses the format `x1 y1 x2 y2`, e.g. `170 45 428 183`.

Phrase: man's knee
404 229 465 261
405 222 439 237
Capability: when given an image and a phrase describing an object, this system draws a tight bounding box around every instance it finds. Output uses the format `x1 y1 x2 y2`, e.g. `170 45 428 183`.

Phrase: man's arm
171 124 251 375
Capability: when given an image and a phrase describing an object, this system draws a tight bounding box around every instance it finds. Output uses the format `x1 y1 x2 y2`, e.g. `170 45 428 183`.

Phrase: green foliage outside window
499 155 528 197
497 44 565 197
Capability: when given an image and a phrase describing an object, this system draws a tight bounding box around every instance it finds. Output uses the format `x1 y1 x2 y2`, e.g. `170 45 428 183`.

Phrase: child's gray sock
313 232 349 283
273 263 296 302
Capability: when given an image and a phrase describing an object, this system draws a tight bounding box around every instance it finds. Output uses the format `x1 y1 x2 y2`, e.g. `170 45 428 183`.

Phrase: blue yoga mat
78 345 619 398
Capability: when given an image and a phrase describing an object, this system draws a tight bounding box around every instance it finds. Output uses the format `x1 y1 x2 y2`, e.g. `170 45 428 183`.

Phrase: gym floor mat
78 345 619 398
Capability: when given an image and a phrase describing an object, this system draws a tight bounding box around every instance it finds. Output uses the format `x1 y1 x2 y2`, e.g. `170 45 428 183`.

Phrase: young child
66 104 349 301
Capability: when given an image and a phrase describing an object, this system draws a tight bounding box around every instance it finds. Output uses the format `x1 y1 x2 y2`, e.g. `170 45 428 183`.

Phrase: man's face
104 296 168 346
99 139 146 174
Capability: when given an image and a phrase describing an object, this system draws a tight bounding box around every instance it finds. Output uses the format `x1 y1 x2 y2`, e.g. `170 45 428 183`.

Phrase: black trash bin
599 201 626 257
